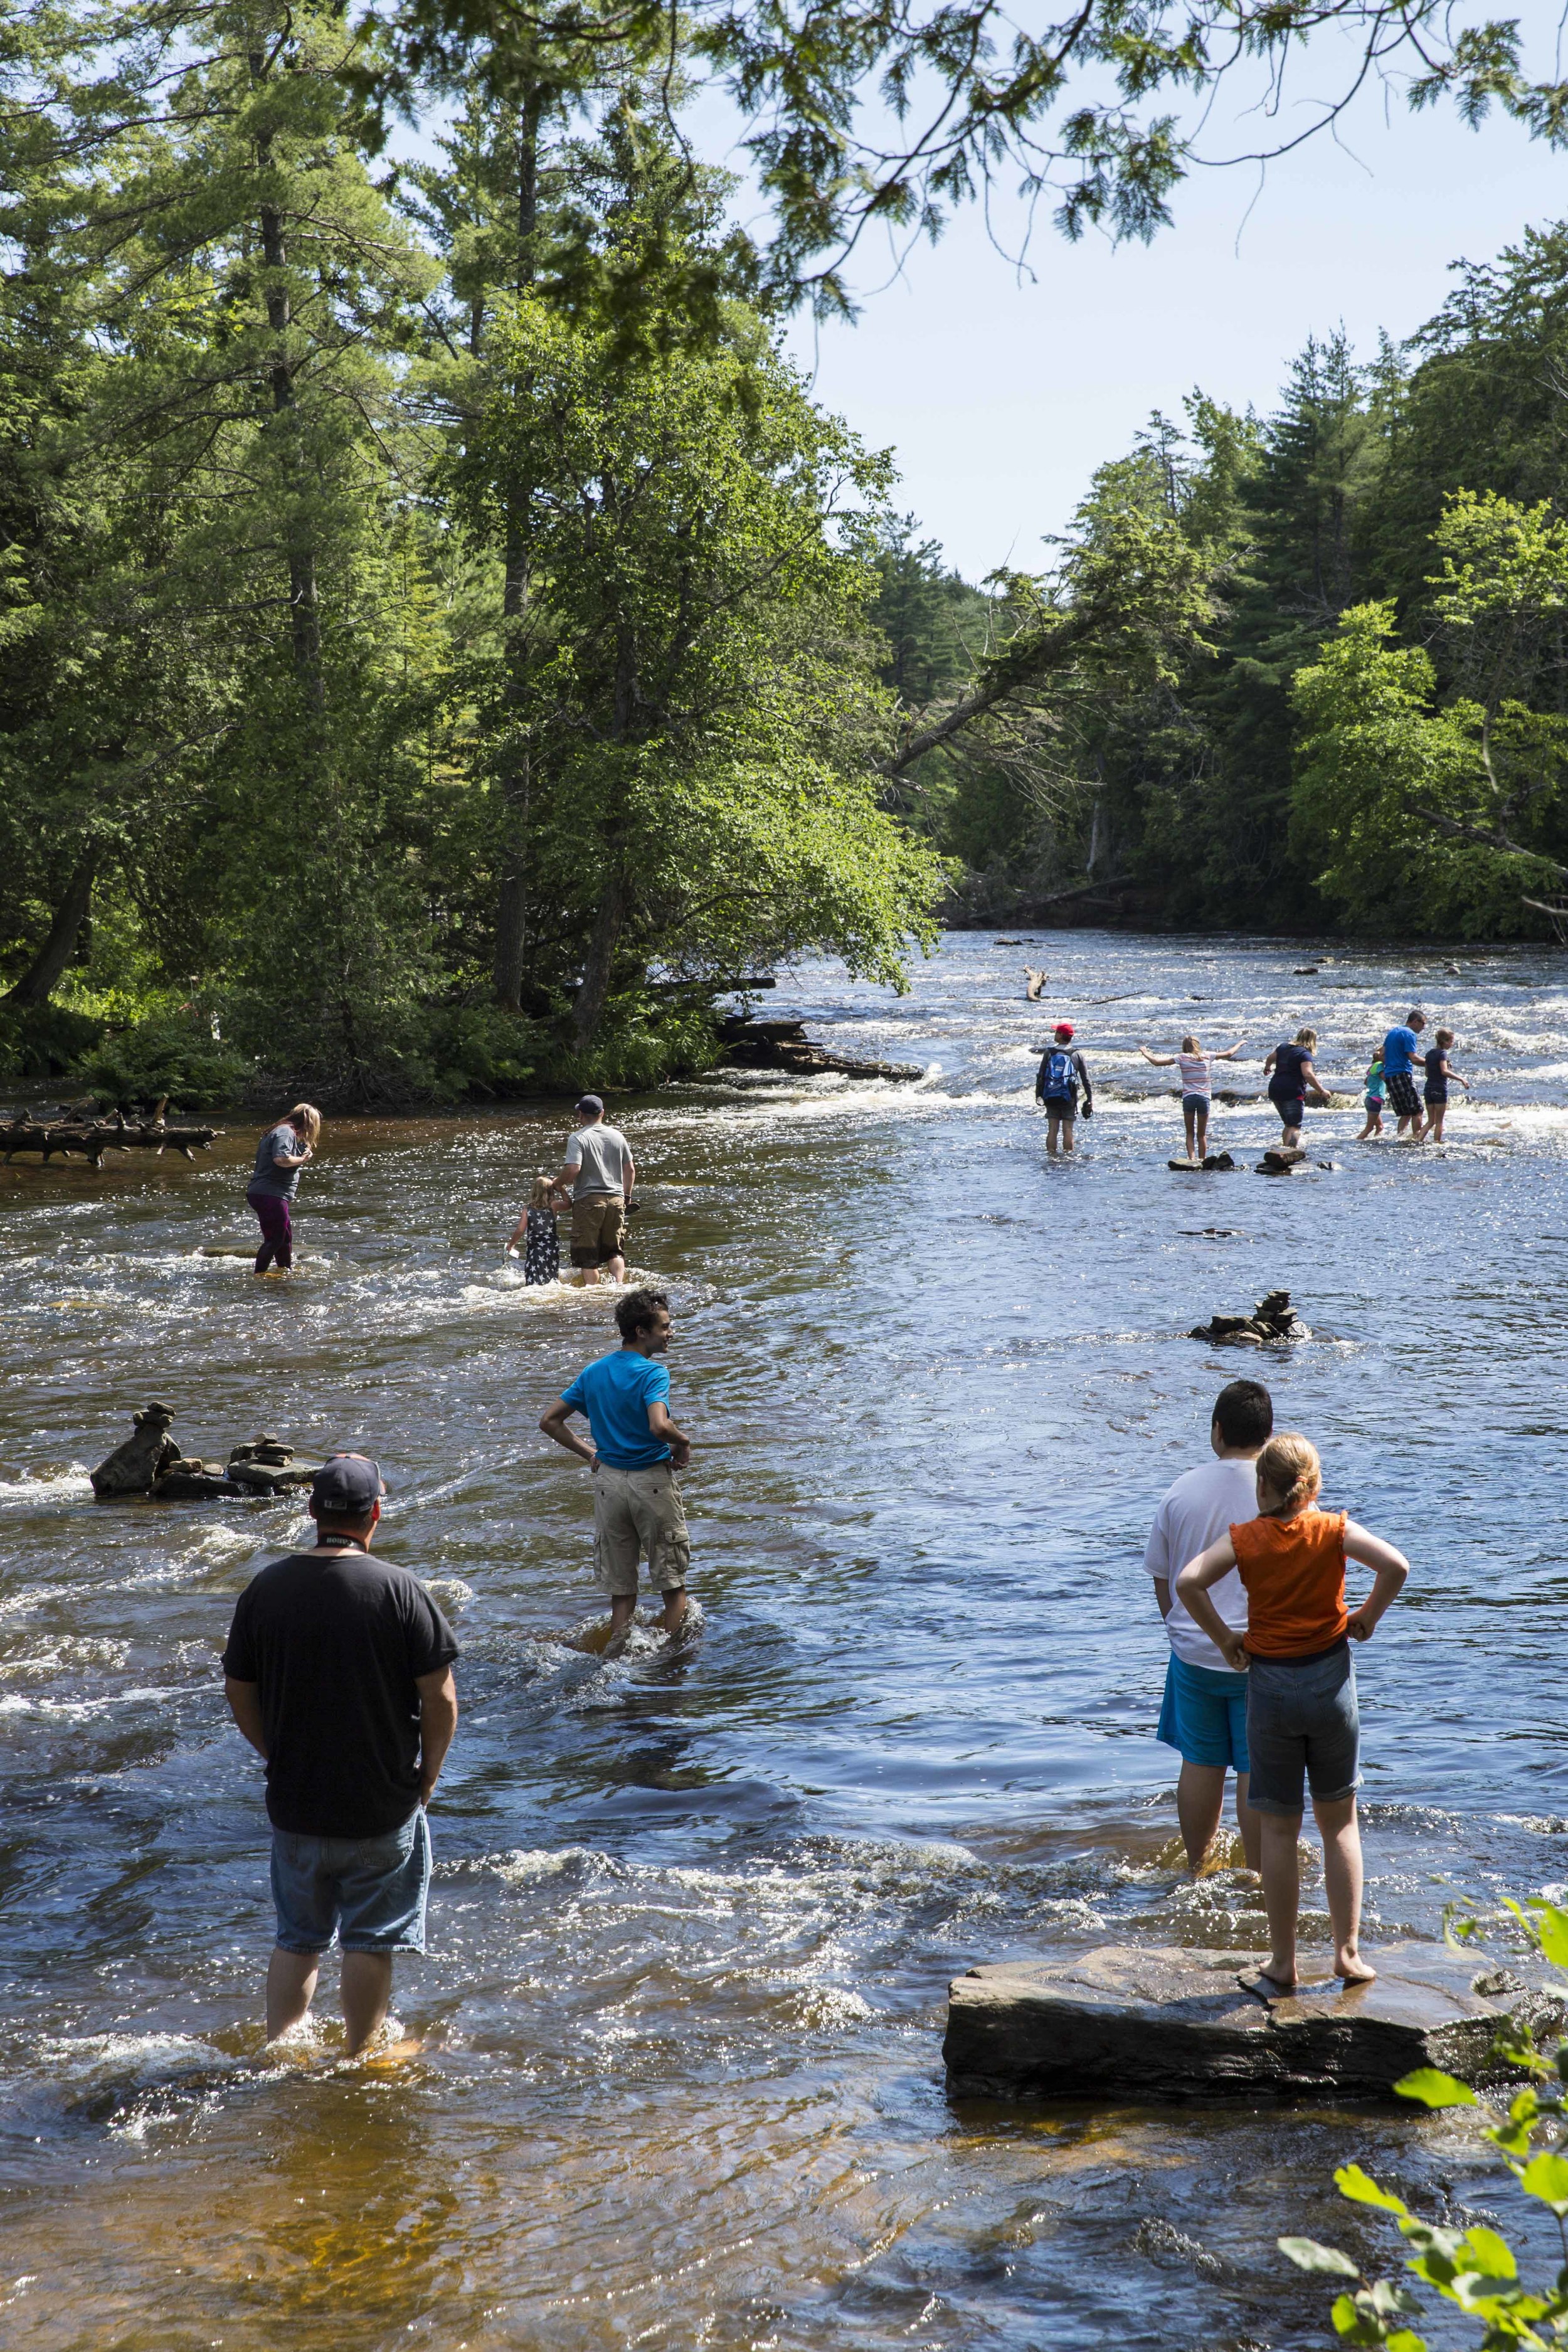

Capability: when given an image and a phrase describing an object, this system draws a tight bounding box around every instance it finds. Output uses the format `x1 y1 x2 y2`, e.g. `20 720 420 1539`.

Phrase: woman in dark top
247 1103 320 1274
1262 1028 1330 1148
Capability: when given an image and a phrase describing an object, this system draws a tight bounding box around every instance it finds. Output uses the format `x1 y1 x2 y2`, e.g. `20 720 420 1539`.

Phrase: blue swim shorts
1157 1653 1251 1772
270 1809 432 1955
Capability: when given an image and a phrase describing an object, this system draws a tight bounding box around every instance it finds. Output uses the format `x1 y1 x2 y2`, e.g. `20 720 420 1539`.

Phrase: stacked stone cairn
91 1406 317 1502
1188 1288 1311 1348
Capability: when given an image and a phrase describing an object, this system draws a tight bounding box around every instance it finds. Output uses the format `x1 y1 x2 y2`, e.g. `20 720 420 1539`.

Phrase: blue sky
719 46 1568 580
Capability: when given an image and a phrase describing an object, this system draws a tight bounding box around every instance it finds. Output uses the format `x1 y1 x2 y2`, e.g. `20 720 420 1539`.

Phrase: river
2 927 1566 2348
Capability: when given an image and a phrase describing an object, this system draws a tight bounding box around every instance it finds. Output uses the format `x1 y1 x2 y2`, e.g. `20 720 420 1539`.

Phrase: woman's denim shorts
270 1808 431 1954
1245 1643 1360 1815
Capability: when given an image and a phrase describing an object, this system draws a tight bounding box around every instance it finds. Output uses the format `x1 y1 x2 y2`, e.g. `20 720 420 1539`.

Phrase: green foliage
1283 1895 1568 2349
75 1015 252 1112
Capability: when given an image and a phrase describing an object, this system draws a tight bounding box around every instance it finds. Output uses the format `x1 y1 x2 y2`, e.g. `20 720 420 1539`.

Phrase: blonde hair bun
1256 1431 1322 1511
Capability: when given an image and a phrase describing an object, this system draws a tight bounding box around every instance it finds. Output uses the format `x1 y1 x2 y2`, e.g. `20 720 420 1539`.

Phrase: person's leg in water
252 1193 292 1274
1181 1099 1200 1160
1426 1099 1447 1142
1177 1762 1260 1872
1356 1100 1382 1141
1045 1105 1063 1157
1057 1106 1077 1155
1271 1092 1303 1149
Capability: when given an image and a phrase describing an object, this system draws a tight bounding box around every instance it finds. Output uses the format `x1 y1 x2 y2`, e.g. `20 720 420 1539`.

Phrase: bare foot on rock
1238 1965 1298 1997
1336 1949 1377 1984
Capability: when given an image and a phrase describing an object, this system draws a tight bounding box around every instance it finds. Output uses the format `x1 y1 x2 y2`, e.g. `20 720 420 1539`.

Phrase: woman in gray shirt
247 1103 320 1274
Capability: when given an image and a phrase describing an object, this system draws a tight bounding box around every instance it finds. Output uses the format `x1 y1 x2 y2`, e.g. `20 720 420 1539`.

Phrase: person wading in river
1261 1029 1330 1149
1145 1380 1271 1873
221 1453 459 2055
1379 1007 1428 1141
246 1103 320 1275
540 1289 692 1640
1035 1022 1093 1155
1138 1033 1246 1163
552 1096 634 1286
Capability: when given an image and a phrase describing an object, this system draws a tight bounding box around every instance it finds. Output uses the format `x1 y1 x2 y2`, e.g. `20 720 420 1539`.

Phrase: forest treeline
893 231 1568 946
5 1 1568 1107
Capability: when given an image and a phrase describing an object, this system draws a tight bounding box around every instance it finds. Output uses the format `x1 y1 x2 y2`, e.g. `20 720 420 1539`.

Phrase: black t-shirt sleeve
404 1582 459 1680
221 1586 257 1680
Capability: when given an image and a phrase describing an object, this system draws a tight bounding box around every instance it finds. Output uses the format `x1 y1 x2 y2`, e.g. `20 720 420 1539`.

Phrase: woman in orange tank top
1175 1433 1409 1995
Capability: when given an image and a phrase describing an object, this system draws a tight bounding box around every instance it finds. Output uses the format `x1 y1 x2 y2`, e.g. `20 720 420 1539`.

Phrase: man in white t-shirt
553 1095 635 1286
1144 1379 1273 1872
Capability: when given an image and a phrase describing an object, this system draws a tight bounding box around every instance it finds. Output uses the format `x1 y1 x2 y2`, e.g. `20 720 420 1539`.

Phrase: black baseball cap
576 1093 604 1115
310 1453 385 1513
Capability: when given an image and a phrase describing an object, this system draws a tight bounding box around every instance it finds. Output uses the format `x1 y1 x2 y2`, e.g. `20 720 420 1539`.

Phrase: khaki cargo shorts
592 1461 690 1594
570 1192 625 1268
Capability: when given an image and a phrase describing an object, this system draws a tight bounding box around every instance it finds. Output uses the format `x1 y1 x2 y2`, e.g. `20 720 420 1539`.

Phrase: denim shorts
270 1809 431 1954
1181 1094 1211 1116
1157 1653 1250 1771
1244 1645 1360 1815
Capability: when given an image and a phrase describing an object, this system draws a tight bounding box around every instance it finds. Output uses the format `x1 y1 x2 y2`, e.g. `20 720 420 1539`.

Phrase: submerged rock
943 1943 1566 2104
90 1403 181 1499
1190 1288 1310 1346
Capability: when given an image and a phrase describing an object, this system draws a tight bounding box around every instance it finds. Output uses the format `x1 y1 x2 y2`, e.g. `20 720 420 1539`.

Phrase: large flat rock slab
944 1943 1558 2105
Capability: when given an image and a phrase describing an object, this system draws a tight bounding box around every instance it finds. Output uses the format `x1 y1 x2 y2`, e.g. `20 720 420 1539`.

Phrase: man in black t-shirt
222 1453 458 2056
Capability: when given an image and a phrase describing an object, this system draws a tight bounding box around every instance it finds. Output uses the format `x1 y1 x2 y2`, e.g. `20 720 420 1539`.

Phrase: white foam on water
422 1576 473 1608
38 2031 223 2079
487 1844 615 1885
0 1467 92 1506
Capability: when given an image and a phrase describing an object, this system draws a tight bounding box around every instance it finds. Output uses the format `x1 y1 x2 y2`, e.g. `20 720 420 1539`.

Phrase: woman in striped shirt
1139 1033 1246 1163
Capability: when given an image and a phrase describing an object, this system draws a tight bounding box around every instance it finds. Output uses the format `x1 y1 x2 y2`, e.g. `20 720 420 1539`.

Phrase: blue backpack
1042 1046 1076 1096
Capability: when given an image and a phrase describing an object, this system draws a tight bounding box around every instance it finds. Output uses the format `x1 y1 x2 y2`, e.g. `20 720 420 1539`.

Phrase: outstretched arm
1343 1522 1409 1640
1139 1048 1176 1066
1216 1042 1245 1059
1174 1538 1245 1669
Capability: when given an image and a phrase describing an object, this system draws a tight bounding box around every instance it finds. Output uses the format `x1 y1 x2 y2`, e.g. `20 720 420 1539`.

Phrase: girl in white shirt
1139 1033 1246 1163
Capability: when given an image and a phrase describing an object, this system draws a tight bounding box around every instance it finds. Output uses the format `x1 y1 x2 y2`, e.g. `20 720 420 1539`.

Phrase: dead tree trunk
4 844 99 1006
494 91 543 1010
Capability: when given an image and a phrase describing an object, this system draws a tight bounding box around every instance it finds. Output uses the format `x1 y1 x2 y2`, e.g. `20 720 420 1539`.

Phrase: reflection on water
3 929 1568 2344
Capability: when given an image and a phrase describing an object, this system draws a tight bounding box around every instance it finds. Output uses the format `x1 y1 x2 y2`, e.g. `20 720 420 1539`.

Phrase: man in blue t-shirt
539 1288 693 1636
1380 1008 1427 1138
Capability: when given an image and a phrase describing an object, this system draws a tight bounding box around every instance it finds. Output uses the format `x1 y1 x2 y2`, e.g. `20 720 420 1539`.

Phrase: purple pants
248 1189 293 1272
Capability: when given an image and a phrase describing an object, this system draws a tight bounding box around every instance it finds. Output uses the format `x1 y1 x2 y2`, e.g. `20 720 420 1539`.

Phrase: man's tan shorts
571 1193 625 1268
591 1462 690 1594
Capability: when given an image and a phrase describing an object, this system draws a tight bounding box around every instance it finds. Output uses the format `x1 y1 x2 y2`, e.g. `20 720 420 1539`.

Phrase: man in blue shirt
539 1288 692 1636
1380 1008 1427 1139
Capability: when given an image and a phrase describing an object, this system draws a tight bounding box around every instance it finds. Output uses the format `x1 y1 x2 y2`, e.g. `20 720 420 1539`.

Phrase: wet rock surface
1189 1288 1310 1347
88 1404 181 1498
92 1411 317 1502
943 1942 1565 2104
716 1015 924 1083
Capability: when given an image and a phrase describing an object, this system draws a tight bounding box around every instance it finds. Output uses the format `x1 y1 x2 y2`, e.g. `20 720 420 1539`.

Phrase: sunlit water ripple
1 927 1564 2347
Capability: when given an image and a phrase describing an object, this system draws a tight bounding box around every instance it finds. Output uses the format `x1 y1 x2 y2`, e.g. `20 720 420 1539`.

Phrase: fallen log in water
714 1016 924 1082
1 1108 223 1165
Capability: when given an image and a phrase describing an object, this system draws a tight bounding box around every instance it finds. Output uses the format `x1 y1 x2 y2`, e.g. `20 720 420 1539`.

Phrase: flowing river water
3 928 1568 2349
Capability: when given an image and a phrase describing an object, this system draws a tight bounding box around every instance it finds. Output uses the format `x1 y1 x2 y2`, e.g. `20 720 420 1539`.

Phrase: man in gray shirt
554 1095 635 1284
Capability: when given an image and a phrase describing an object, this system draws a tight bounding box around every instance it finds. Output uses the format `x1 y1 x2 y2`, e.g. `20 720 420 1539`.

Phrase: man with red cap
1034 1020 1093 1155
